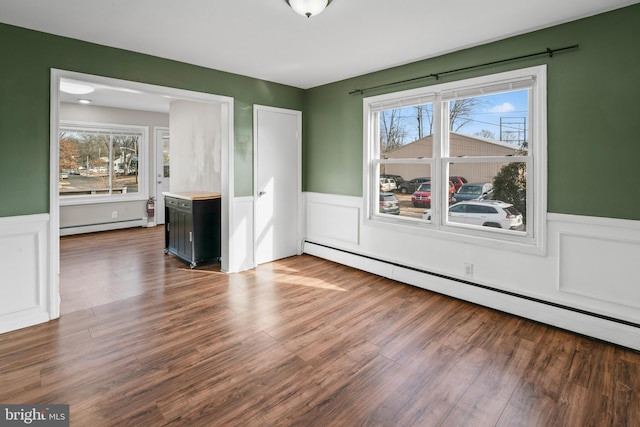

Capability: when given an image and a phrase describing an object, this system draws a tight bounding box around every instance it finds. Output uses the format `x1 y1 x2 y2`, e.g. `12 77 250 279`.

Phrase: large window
59 122 148 203
365 66 546 251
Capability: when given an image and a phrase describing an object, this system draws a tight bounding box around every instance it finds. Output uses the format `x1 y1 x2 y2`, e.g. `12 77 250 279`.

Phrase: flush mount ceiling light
285 0 332 18
60 81 95 95
77 99 92 104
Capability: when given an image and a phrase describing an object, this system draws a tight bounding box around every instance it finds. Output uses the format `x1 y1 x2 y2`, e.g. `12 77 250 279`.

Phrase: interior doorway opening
50 69 234 319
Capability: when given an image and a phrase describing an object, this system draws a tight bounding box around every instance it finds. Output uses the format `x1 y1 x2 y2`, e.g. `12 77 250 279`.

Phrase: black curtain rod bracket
349 44 579 95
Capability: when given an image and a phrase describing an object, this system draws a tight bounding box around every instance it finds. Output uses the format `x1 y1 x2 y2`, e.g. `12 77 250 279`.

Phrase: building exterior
383 133 518 183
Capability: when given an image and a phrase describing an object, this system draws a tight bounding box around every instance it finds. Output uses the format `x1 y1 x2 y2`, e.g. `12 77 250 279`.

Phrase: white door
254 106 301 265
155 127 170 225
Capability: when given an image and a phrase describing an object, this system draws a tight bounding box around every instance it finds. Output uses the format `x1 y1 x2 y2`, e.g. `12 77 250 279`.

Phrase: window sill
368 213 546 256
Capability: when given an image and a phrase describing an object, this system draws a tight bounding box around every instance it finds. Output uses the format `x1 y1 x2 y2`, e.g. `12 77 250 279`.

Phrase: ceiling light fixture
77 99 91 104
60 81 95 95
285 0 332 18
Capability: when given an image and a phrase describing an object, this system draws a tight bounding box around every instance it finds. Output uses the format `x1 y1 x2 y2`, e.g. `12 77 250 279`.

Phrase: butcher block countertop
162 191 221 201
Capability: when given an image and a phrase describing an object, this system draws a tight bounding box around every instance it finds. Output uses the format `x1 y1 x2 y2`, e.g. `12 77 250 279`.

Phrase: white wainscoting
226 196 255 274
306 193 360 246
303 192 640 350
554 214 640 310
0 214 52 334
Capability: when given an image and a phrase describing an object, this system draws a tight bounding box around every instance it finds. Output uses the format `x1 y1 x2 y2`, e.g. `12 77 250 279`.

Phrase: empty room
1 1 639 425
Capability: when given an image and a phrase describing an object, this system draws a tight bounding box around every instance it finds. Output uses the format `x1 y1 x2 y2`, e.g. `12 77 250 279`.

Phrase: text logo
0 405 69 426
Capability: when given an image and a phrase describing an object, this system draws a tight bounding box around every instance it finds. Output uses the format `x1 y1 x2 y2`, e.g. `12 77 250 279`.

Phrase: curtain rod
349 44 579 95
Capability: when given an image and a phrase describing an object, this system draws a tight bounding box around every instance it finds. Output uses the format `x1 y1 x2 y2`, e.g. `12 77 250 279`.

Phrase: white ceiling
1 0 638 90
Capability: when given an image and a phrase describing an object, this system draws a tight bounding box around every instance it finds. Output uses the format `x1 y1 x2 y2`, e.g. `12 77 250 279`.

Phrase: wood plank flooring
1 226 639 426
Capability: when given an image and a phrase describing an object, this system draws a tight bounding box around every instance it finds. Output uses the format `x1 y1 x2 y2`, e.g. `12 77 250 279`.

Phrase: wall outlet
111 211 118 219
464 262 473 278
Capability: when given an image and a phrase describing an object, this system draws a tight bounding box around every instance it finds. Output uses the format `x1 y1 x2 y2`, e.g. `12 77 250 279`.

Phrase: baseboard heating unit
303 240 640 352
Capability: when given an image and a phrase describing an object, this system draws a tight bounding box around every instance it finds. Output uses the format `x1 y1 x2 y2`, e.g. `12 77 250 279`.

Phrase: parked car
452 182 494 203
379 178 397 192
411 181 455 207
448 200 524 230
381 174 405 185
398 177 430 194
379 192 400 215
449 176 468 191
59 172 69 179
422 200 524 230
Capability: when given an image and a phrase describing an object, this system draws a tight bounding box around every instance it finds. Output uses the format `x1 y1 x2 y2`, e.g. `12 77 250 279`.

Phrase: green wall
2 5 640 221
304 4 640 221
0 23 304 217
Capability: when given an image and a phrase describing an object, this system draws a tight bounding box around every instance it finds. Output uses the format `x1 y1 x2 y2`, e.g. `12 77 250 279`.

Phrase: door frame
153 126 170 226
50 69 234 319
252 105 303 266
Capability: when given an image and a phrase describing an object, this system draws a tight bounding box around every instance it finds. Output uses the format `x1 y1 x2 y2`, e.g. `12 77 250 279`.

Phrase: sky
458 90 529 142
390 89 529 145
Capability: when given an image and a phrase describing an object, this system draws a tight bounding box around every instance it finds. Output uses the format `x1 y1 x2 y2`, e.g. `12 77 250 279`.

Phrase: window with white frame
364 66 546 250
59 122 148 202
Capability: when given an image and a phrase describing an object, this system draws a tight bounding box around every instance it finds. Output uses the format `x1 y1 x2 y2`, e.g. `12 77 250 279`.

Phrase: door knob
258 190 267 196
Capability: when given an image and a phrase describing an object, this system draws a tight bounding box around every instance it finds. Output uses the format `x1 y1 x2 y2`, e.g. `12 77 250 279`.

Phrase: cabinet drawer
165 196 192 213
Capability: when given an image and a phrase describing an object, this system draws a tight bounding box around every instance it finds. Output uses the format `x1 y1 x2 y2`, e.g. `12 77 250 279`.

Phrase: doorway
253 105 302 265
154 127 170 225
50 69 234 319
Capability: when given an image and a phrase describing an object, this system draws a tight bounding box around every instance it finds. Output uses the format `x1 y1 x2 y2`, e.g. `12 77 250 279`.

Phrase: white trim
58 120 149 205
226 196 255 273
50 72 61 320
303 241 640 351
549 212 640 230
152 126 170 226
363 65 547 255
221 100 234 273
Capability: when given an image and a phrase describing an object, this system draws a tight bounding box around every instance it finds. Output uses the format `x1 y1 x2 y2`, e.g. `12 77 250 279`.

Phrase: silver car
452 182 493 203
379 192 400 215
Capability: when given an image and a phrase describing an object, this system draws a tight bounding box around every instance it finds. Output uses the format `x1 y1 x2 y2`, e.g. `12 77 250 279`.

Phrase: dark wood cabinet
164 193 221 268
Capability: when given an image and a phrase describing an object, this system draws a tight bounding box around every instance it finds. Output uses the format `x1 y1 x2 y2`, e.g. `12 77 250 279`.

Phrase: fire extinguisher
146 197 155 218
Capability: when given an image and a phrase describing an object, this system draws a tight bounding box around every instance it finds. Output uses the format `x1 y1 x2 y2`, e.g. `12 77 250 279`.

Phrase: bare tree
415 104 434 138
474 129 496 139
380 109 407 154
450 98 484 132
408 99 483 138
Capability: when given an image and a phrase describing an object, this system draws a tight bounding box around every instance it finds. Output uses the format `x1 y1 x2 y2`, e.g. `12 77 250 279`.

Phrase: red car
449 176 468 191
411 181 455 207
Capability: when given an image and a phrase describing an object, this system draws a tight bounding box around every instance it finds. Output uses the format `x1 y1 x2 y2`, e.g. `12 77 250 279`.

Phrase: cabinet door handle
189 231 192 242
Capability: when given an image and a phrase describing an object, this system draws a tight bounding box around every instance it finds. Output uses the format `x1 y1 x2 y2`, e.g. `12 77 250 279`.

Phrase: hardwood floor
1 227 639 426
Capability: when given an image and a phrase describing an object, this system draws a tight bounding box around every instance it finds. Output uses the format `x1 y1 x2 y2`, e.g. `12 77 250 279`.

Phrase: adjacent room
1 0 639 425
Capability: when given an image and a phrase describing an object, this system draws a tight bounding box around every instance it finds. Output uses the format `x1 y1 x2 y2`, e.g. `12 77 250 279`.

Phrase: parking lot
395 192 425 219
59 173 139 194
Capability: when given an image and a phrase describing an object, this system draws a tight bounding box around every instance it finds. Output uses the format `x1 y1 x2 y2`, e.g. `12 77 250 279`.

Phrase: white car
422 200 524 230
379 178 397 192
